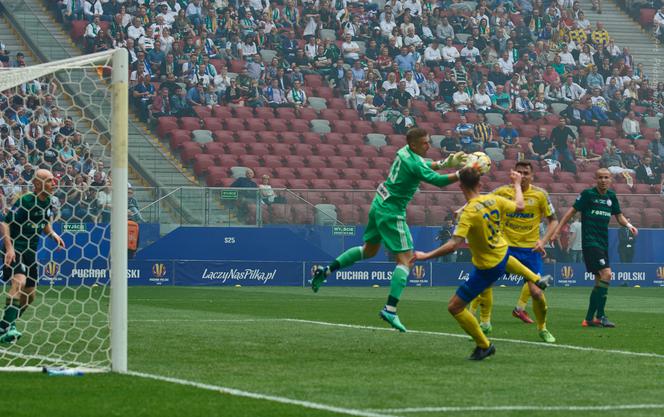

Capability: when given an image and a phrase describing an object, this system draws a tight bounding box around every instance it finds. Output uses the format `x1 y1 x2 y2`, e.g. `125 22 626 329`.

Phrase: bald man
553 168 638 328
0 169 65 343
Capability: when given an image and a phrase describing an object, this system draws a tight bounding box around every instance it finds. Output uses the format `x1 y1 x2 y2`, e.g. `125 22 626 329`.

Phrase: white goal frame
0 49 128 373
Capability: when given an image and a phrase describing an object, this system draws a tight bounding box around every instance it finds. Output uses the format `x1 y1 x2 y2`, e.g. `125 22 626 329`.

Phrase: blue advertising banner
304 262 431 287
173 261 303 286
555 263 664 287
431 262 556 287
127 260 173 286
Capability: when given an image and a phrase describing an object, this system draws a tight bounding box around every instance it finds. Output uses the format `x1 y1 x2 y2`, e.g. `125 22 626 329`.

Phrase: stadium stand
35 0 664 226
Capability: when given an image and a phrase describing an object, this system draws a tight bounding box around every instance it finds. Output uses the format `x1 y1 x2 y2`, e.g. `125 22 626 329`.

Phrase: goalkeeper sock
506 256 540 284
479 288 493 325
586 287 600 322
596 281 610 318
0 300 21 331
385 265 409 312
453 309 490 349
516 283 531 310
328 246 364 274
532 293 548 331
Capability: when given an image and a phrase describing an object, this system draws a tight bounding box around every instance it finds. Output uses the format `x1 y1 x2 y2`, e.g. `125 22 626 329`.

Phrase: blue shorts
456 254 509 303
507 246 543 276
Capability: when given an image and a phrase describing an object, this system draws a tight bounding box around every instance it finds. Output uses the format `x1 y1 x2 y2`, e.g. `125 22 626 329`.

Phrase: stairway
0 0 204 224
580 0 663 83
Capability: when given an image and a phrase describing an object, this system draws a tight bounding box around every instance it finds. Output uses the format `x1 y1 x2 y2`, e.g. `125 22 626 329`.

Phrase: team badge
152 263 167 278
606 199 612 207
599 259 606 266
412 265 426 279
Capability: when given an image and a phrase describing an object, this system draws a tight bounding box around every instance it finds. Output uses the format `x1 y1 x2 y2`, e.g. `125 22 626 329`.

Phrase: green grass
2 286 664 417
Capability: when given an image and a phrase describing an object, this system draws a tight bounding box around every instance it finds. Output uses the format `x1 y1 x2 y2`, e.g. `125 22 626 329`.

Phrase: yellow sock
506 256 540 284
532 293 548 331
479 288 493 324
469 297 481 316
453 309 490 348
517 283 531 309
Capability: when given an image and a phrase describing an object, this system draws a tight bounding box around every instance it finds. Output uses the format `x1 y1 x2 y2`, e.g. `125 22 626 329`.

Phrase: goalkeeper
311 128 467 332
0 169 65 344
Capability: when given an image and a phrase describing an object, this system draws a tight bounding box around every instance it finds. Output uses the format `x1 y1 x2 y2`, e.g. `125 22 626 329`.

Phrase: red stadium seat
179 117 201 131
212 130 234 143
239 155 260 167
212 105 233 118
327 156 349 168
180 142 203 163
344 133 364 145
298 107 318 121
320 109 341 121
226 143 247 155
290 205 315 224
233 106 254 119
236 131 258 144
294 144 315 157
271 143 293 155
262 154 284 168
267 119 289 132
290 119 310 132
407 206 426 225
202 117 223 131
337 144 358 158
193 154 216 176
276 108 298 120
310 179 332 189
256 131 279 144
337 204 360 224
273 167 296 179
324 133 345 146
193 106 212 119
284 155 306 168
339 109 361 121
331 121 353 134
373 122 394 135
157 117 178 139
206 167 230 187
319 167 342 179
245 118 267 131
224 118 246 132
353 121 374 135
255 107 275 119
217 155 239 167
169 130 191 150
302 132 323 146
306 156 327 168
247 143 270 155
315 144 337 156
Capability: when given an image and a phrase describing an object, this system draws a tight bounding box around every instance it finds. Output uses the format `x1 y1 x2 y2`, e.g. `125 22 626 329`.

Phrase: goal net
0 50 128 372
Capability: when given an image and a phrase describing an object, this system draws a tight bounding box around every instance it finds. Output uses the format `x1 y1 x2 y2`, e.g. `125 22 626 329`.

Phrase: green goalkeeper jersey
373 145 455 213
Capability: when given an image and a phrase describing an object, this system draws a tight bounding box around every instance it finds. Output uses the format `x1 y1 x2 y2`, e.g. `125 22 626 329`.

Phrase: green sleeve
415 161 455 187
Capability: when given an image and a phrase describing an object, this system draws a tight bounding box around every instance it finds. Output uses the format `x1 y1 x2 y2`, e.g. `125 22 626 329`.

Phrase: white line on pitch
127 370 401 417
366 404 664 413
283 319 664 360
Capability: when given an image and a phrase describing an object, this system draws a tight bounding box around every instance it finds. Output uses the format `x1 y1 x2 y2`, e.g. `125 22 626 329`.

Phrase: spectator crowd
54 0 664 194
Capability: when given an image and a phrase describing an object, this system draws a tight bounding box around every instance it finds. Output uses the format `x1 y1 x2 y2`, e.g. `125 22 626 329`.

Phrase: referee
553 168 637 328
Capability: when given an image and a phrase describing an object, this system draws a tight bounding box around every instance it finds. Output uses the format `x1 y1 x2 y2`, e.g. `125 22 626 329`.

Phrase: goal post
0 49 127 373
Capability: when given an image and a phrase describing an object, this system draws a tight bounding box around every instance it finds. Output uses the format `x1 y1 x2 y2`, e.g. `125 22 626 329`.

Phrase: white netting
0 50 119 371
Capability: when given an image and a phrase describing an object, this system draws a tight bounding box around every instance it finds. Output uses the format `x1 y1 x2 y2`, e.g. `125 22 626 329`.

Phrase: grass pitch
2 286 664 417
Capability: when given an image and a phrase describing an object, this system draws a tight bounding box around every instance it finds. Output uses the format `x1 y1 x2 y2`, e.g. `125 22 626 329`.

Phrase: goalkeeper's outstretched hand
438 152 467 169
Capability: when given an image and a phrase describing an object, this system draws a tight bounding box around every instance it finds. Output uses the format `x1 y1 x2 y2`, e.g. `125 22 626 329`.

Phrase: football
466 151 492 175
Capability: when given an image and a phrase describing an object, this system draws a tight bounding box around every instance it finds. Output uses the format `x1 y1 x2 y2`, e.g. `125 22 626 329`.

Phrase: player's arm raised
1 222 15 266
44 223 66 250
510 170 525 211
615 213 638 236
412 236 465 264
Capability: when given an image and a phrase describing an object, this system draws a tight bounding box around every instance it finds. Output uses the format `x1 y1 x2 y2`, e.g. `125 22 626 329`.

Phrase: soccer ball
466 152 492 175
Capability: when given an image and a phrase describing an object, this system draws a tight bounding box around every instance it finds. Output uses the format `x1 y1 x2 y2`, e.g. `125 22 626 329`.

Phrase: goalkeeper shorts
1 249 38 288
363 204 413 254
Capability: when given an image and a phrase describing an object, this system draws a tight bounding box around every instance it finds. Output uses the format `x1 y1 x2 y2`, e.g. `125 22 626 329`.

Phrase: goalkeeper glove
438 152 467 169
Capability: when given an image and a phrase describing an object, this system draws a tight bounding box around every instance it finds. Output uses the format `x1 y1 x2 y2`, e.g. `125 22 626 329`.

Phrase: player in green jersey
0 169 65 343
553 168 637 328
311 128 467 332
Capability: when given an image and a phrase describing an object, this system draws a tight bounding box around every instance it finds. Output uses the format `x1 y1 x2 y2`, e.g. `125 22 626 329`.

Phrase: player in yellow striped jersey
412 168 553 360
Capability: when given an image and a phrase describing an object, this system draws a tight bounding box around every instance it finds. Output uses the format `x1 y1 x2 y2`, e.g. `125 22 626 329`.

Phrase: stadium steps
581 0 663 83
0 0 206 225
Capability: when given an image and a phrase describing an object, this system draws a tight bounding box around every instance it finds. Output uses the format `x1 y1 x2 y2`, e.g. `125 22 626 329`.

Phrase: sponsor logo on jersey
412 265 426 279
561 265 574 279
152 263 167 278
45 261 59 278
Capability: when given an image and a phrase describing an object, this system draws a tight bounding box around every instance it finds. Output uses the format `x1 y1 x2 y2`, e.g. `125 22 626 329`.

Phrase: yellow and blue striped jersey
492 184 554 248
454 194 517 269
